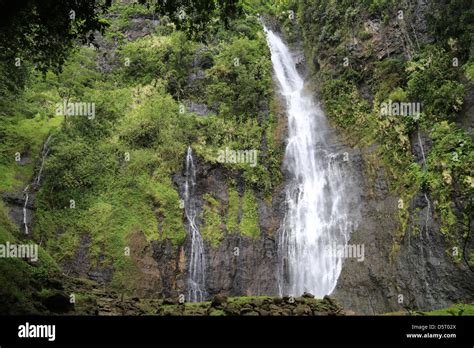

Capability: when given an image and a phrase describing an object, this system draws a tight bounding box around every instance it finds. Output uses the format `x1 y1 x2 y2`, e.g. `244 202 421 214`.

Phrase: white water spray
264 27 359 297
184 146 207 302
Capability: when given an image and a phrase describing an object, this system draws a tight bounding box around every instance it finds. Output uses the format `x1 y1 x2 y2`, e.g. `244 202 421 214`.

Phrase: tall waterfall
264 27 359 297
183 146 207 302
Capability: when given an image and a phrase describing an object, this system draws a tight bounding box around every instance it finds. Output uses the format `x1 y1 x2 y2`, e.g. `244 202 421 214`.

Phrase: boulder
211 294 228 308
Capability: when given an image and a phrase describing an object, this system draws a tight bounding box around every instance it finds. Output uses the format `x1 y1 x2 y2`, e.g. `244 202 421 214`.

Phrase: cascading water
22 134 52 235
22 185 30 235
264 27 359 298
183 146 207 302
33 134 52 187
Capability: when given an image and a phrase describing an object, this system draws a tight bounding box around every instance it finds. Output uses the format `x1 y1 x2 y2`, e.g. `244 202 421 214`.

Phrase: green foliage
226 187 240 233
151 0 242 40
118 32 196 96
0 201 61 314
109 1 155 20
55 48 102 100
0 60 30 100
0 0 109 75
406 46 465 121
0 113 62 192
240 189 260 238
463 62 474 81
372 57 406 101
321 79 371 133
425 0 474 60
146 178 187 245
43 139 115 196
426 122 473 249
119 91 184 149
362 0 396 18
0 0 284 301
298 0 474 260
424 304 474 316
201 194 224 247
207 36 272 121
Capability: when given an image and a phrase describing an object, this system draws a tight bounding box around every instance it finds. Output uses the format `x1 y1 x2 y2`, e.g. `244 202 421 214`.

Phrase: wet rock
295 297 306 304
42 293 74 314
211 294 228 308
187 101 209 116
162 298 178 305
273 297 283 305
223 303 240 315
241 308 259 316
293 304 311 316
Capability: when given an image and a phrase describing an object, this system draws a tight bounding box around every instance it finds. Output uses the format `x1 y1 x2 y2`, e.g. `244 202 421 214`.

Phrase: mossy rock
208 309 226 316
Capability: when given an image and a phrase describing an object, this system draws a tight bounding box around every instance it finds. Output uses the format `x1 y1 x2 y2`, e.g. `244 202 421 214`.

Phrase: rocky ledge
62 278 344 316
154 294 344 316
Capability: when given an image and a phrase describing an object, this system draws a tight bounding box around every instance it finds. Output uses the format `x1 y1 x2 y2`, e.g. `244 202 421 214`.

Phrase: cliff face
171 156 283 299
333 152 474 314
294 0 474 313
43 6 286 303
1 1 473 316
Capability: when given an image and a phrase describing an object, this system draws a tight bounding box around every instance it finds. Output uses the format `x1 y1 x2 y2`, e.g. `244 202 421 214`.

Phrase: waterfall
21 134 53 235
264 27 359 297
22 185 30 235
33 134 52 187
183 146 207 302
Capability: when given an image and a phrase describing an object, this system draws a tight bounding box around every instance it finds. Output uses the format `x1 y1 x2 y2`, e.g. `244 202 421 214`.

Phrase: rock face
332 141 474 314
292 1 474 314
171 155 283 299
61 233 114 284
205 231 279 296
2 191 32 235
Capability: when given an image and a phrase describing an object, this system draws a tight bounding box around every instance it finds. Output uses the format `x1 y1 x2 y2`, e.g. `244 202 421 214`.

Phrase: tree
142 0 242 40
0 0 109 75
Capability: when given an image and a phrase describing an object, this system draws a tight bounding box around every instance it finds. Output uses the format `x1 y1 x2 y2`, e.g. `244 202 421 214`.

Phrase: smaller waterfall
22 185 30 235
22 134 53 235
33 134 52 187
183 146 207 302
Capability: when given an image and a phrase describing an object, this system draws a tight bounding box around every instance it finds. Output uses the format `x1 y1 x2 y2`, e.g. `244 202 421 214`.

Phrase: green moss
0 201 62 314
463 62 474 81
209 309 226 316
201 193 224 247
406 46 465 121
228 296 273 305
146 178 187 245
424 121 473 258
226 187 240 233
0 115 62 193
240 189 260 238
423 304 474 316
